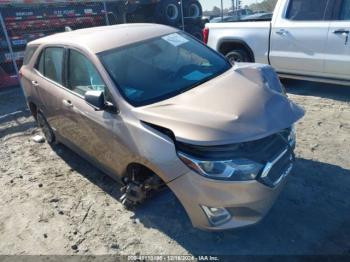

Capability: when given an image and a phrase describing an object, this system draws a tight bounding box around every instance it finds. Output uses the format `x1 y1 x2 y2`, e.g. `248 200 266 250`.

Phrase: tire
154 0 181 26
183 0 202 19
185 24 204 41
225 49 251 64
36 111 55 144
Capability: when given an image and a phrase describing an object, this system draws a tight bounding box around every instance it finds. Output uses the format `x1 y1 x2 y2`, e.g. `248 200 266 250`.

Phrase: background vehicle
209 8 255 23
210 15 241 23
205 0 350 85
241 12 273 21
228 8 253 17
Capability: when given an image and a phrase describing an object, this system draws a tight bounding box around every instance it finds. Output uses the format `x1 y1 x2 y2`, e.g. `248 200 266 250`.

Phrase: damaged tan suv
20 24 304 231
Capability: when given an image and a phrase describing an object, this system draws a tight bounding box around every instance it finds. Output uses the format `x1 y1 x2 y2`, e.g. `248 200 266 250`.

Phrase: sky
199 0 263 11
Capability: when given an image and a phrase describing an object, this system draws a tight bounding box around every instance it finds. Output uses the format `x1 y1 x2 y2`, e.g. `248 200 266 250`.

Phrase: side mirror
85 90 119 114
85 90 105 109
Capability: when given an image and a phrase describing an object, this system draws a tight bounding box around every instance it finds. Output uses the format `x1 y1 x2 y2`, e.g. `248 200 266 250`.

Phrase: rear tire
36 111 55 145
225 49 251 64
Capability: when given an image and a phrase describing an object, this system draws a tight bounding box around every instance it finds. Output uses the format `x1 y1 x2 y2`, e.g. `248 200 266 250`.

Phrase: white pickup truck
204 0 350 85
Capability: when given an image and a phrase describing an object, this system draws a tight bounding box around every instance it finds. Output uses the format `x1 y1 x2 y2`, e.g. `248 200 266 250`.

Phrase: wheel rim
166 4 179 20
189 4 200 18
227 53 243 64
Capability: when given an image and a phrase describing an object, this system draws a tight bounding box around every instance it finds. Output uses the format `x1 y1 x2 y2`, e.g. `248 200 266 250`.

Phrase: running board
278 73 350 86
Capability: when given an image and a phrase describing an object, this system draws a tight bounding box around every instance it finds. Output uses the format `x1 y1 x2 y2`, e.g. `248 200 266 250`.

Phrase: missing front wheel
119 165 165 208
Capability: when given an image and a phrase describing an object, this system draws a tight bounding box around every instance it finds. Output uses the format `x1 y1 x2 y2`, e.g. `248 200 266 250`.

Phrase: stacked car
125 0 204 40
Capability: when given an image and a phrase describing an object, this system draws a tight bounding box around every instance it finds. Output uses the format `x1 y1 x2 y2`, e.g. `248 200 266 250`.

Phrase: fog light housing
201 206 231 226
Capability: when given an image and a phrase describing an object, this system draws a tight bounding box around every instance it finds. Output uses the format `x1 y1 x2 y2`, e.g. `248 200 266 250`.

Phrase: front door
60 48 126 177
269 0 331 76
324 0 350 80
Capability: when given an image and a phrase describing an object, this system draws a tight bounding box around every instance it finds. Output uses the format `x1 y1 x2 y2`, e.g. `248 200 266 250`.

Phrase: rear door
269 0 331 76
324 0 350 80
32 46 67 135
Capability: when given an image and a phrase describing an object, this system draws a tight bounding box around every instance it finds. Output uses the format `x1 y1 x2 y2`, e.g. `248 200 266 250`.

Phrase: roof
29 23 178 53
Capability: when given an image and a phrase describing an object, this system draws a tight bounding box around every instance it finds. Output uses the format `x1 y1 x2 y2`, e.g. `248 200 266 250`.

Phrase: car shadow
51 143 124 200
283 79 350 103
52 142 350 255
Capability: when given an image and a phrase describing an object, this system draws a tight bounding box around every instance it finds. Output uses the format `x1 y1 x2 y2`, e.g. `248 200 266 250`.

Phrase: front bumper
168 168 291 231
167 145 294 231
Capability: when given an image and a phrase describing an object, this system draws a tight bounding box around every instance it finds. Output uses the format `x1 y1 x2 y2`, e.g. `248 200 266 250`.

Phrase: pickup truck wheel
225 49 251 64
37 111 55 144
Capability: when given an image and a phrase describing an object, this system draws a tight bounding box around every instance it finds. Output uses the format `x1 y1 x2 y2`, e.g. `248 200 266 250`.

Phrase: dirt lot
0 80 349 256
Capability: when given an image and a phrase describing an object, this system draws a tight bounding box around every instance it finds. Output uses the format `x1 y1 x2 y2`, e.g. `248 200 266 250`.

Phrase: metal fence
0 0 267 89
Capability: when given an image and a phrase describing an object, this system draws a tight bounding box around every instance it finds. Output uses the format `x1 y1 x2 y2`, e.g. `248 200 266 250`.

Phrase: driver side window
286 0 329 21
67 49 107 97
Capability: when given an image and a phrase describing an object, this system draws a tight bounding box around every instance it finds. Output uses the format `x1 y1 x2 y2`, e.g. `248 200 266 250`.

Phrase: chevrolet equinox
20 24 304 230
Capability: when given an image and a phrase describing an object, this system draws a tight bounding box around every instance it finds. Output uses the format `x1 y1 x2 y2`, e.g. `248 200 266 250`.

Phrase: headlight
178 152 263 181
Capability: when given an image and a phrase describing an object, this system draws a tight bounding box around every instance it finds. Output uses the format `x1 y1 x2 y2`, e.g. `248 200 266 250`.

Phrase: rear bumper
167 159 292 231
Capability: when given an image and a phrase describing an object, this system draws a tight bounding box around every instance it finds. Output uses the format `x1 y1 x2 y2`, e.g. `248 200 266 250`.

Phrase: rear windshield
99 32 231 107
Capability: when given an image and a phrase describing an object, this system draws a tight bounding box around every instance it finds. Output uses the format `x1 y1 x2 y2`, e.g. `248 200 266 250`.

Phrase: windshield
99 32 231 106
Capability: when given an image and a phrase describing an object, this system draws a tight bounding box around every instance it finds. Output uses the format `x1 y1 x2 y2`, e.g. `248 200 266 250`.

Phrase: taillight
203 27 209 44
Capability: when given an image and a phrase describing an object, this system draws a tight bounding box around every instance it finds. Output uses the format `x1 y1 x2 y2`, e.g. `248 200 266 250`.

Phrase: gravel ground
0 80 349 256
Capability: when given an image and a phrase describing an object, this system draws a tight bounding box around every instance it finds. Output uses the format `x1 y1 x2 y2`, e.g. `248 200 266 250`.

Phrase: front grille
176 128 292 162
259 150 294 187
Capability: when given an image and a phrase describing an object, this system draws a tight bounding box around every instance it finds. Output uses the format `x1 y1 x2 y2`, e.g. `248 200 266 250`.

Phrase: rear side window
36 47 64 85
340 0 350 20
23 46 38 65
286 0 329 21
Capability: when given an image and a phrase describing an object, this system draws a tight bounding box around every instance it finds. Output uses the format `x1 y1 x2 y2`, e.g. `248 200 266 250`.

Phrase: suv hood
132 64 305 146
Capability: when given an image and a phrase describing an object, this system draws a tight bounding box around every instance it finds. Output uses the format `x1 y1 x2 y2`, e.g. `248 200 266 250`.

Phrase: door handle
31 80 39 87
333 29 349 35
333 29 350 45
276 29 288 36
62 99 73 108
